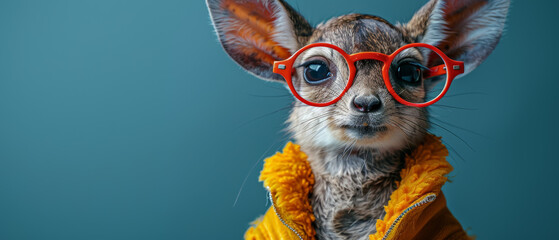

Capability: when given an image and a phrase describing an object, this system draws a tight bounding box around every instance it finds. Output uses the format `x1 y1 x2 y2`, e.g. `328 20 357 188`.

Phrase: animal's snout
352 94 382 113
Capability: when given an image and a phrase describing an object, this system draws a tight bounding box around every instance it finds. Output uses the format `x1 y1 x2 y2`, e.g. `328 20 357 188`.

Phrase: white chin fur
313 125 408 153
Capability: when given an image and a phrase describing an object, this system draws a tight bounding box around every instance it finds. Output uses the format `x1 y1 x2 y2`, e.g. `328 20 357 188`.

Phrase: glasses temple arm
423 64 447 79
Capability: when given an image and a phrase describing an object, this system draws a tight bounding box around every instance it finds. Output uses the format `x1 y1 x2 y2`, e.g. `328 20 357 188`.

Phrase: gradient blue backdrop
1 0 557 239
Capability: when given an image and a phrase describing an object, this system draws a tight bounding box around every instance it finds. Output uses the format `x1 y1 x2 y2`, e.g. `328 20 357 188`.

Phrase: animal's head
207 0 509 153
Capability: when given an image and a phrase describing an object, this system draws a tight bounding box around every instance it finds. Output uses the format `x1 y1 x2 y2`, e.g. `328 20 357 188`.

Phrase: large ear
402 0 510 76
206 0 313 82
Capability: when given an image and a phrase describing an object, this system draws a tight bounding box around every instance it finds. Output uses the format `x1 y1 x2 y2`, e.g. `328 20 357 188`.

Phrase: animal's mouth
340 124 388 138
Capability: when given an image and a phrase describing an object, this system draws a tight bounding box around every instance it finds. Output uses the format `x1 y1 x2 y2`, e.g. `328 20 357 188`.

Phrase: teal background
1 0 557 239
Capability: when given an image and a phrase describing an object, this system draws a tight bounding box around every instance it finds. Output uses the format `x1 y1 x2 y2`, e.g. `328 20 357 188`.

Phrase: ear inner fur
403 0 509 76
436 0 489 57
219 0 292 64
207 0 313 81
221 0 292 61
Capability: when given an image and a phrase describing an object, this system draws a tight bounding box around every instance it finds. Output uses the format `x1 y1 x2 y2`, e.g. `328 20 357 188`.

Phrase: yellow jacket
245 135 471 240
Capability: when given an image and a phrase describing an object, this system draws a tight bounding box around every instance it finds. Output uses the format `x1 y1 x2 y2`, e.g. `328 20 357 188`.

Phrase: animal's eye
304 60 333 84
396 62 422 84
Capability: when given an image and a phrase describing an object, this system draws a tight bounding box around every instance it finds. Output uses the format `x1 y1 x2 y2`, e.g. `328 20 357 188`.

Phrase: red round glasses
272 43 464 107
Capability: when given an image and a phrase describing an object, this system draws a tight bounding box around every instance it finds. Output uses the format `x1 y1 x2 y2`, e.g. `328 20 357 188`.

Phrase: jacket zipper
381 194 437 240
268 189 304 240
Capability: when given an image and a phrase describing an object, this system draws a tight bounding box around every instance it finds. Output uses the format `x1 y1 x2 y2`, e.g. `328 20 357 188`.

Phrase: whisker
235 105 292 130
247 93 292 98
233 137 288 207
389 113 467 162
396 112 475 151
440 138 466 162
430 116 488 138
444 91 487 98
430 104 477 111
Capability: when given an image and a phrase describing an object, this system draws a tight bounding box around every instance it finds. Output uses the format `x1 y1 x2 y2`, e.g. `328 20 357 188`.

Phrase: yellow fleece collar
259 134 452 240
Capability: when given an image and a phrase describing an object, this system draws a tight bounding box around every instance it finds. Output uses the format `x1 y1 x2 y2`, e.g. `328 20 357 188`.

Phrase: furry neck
253 135 451 240
301 146 408 240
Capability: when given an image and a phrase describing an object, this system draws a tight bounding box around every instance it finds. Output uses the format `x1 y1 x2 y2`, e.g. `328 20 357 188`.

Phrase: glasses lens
291 46 350 105
389 46 448 104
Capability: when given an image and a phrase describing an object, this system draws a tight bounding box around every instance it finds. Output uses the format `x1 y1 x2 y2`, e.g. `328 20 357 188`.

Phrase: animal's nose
352 95 382 113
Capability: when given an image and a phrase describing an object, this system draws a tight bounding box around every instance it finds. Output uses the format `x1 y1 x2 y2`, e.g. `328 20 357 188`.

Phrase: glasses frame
272 43 465 107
